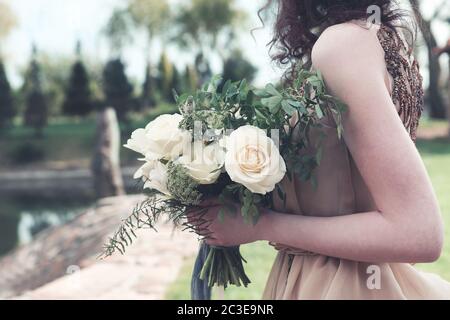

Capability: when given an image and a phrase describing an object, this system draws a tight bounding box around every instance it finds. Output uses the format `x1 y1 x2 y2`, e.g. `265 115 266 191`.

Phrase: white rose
134 160 170 195
224 125 286 195
177 140 225 185
125 114 191 160
177 141 225 185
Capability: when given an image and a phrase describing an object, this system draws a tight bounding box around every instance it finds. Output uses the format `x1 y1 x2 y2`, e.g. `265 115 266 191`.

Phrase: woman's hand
187 198 263 247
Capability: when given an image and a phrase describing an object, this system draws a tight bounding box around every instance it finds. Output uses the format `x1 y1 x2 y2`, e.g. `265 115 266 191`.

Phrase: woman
193 0 450 299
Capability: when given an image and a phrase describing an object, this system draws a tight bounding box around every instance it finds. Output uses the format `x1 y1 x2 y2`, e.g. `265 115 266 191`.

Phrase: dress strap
376 24 424 142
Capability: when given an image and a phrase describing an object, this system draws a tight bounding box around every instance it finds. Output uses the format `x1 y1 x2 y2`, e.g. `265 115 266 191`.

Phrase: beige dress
262 23 450 300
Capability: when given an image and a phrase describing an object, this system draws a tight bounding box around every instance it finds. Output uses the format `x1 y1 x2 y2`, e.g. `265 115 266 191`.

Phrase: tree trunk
91 107 125 199
409 0 447 119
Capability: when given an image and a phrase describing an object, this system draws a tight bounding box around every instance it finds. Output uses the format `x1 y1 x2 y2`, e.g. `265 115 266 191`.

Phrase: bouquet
101 68 345 297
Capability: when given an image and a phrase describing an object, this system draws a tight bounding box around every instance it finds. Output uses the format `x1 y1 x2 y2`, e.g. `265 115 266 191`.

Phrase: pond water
0 195 94 256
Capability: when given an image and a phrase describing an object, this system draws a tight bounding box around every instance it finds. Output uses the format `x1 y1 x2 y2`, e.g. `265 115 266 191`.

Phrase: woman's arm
256 24 443 263
201 24 443 263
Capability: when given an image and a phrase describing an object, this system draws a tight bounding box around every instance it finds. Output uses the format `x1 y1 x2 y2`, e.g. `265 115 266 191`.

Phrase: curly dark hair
259 0 416 78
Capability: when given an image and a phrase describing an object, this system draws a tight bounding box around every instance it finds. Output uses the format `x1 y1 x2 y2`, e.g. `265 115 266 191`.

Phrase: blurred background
0 0 449 300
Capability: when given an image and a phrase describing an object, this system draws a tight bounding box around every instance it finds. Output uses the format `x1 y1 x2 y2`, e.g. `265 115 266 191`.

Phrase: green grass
0 103 177 168
415 138 450 278
166 133 450 300
418 117 448 129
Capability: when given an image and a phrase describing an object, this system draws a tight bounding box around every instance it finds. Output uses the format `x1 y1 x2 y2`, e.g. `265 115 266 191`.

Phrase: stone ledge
0 195 198 300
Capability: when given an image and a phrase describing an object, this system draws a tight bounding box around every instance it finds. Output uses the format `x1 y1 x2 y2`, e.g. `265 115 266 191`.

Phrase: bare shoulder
311 22 383 70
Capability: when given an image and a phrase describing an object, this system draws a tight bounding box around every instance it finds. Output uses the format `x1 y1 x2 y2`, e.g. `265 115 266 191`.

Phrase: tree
0 1 17 131
128 0 171 45
174 0 244 54
183 65 199 94
222 50 257 84
157 51 174 102
171 65 182 99
24 47 48 137
409 0 449 119
141 62 156 109
0 61 15 131
103 8 133 56
128 0 171 96
173 0 246 84
63 43 93 117
102 59 134 122
194 52 212 85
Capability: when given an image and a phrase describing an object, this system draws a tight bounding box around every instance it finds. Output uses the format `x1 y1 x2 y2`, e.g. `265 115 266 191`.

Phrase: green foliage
253 68 346 184
24 90 48 137
103 8 133 54
222 50 257 85
167 162 202 206
0 61 15 131
194 53 212 85
177 76 252 132
38 56 70 117
101 193 188 257
174 0 245 51
157 51 174 102
63 60 93 117
141 62 156 109
102 58 134 122
128 0 171 39
23 51 48 137
183 65 199 93
171 66 183 100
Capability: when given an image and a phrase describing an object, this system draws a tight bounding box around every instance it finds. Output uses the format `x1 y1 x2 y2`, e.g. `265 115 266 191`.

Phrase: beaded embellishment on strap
377 24 424 142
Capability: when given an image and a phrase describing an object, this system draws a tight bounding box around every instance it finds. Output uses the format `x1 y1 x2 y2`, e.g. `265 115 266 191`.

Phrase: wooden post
91 107 125 199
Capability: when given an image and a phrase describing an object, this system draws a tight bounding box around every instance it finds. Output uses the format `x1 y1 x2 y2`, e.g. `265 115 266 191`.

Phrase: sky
2 0 449 89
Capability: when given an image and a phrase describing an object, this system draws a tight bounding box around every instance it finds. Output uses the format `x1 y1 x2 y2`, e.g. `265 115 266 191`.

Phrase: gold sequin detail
377 25 424 142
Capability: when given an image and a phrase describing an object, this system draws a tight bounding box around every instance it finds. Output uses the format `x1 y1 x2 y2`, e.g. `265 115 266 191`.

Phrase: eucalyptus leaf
264 97 283 115
315 104 324 119
253 88 270 97
265 83 281 97
281 100 296 116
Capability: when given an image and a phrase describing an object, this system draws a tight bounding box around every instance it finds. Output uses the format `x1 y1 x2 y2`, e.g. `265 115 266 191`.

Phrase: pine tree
0 61 15 131
184 65 199 94
102 58 133 122
141 62 155 109
157 51 174 102
63 44 93 117
170 65 182 101
24 47 48 137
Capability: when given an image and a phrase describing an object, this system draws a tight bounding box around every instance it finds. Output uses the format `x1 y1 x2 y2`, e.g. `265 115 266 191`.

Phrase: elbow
418 229 444 263
392 208 444 263
415 238 443 263
410 213 444 263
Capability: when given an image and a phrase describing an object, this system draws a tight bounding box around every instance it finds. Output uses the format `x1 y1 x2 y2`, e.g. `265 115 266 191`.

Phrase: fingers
184 208 214 239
